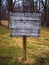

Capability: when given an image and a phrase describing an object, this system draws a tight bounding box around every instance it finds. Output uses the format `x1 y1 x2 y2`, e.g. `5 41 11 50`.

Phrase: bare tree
23 0 34 12
6 0 16 28
6 0 16 12
30 0 34 12
41 0 47 26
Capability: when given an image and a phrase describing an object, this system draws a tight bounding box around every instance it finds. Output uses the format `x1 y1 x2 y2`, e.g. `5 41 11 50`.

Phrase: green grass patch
0 26 9 34
0 26 49 65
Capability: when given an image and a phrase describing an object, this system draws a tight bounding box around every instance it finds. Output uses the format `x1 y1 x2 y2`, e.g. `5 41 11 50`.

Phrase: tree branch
41 0 45 8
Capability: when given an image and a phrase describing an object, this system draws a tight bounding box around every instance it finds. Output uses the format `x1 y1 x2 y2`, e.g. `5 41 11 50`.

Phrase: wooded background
0 0 49 27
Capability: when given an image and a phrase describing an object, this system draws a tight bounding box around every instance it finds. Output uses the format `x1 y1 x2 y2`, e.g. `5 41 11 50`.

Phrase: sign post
23 37 26 60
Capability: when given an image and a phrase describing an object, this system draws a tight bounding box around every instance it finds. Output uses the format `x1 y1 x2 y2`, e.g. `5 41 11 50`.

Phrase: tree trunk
44 0 47 27
30 0 34 12
41 0 47 27
44 8 47 27
7 12 9 28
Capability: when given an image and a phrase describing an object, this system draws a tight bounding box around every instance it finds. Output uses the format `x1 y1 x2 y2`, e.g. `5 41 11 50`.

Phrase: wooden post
23 37 27 60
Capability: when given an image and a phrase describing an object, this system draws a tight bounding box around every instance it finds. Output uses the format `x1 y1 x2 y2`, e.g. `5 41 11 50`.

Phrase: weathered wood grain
9 12 41 37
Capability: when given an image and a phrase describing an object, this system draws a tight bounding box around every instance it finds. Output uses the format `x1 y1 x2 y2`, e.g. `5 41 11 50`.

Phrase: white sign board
9 12 41 37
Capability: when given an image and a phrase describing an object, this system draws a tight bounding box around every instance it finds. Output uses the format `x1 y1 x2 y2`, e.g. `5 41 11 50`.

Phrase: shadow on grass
0 26 9 35
0 53 49 65
0 55 12 65
0 55 30 65
32 53 49 65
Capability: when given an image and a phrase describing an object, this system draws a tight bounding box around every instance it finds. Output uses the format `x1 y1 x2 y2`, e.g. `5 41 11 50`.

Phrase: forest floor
0 21 49 65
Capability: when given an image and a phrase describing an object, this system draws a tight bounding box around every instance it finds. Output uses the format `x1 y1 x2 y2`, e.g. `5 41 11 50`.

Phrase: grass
0 25 49 65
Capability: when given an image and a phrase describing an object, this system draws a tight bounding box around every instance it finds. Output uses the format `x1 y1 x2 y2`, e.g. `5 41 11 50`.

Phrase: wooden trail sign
9 12 41 37
9 12 41 60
